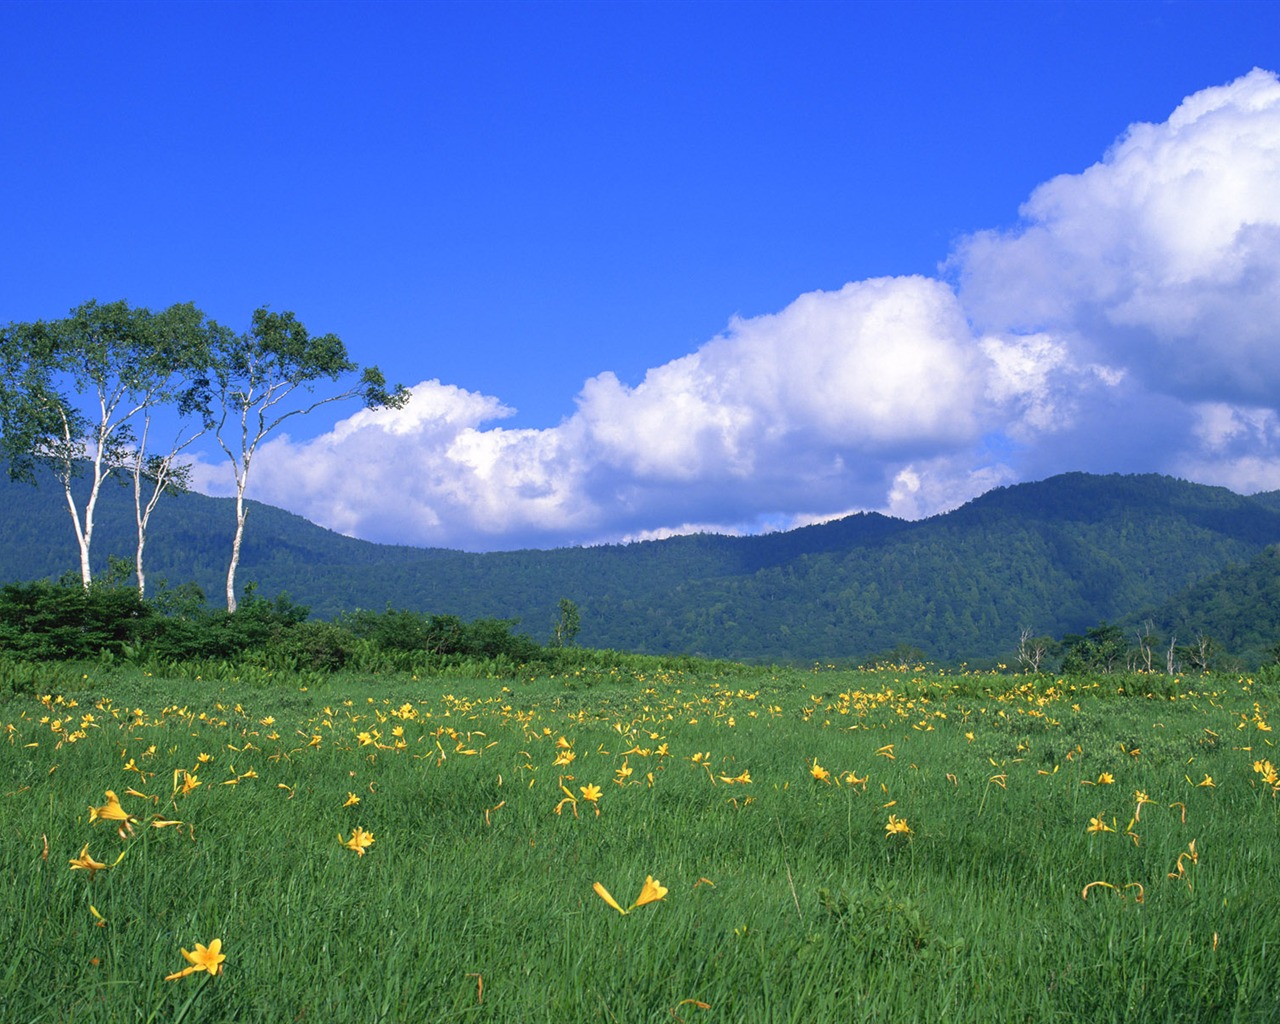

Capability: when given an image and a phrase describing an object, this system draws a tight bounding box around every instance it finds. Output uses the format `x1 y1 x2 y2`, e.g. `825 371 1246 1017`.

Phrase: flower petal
593 882 627 914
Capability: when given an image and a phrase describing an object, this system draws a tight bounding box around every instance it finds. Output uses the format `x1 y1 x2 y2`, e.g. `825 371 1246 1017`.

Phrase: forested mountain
1133 545 1280 665
4 469 1280 665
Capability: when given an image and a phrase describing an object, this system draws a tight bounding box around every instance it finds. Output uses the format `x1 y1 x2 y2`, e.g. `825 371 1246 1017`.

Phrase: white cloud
237 277 1010 547
954 67 1280 404
199 69 1280 549
883 461 1017 522
577 275 986 476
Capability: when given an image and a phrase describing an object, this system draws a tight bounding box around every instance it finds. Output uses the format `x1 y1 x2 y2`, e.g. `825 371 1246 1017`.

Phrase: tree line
0 300 407 610
1014 621 1256 676
0 575 722 686
3 564 1278 680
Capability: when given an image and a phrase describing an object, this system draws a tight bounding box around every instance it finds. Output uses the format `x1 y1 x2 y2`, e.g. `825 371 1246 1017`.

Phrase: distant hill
4 469 1280 665
1132 544 1280 665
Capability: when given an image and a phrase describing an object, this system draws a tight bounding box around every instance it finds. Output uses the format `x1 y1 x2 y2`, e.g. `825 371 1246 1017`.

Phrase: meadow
2 661 1278 1023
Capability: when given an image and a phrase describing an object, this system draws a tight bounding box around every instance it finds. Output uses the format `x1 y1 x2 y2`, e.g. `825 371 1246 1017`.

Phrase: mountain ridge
4 469 1280 665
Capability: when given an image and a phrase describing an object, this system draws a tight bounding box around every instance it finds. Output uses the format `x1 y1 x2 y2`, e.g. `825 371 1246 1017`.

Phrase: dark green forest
5 468 1280 667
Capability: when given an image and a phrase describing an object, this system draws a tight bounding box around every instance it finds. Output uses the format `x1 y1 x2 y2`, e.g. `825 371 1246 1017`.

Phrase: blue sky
3 1 1280 550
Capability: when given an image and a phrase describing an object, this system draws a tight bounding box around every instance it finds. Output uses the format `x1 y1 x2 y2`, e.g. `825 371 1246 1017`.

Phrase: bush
0 579 152 659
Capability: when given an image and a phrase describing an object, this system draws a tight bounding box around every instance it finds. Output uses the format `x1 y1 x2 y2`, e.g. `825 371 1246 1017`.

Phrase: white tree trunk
60 418 111 589
226 486 248 613
134 484 148 599
65 484 92 588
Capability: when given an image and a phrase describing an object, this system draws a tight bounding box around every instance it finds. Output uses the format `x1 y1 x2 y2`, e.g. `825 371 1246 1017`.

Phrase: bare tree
1133 620 1158 673
1016 628 1049 673
1182 632 1218 673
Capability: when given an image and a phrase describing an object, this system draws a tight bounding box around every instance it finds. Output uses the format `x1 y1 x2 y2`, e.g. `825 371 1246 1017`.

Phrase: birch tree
124 302 228 596
126 409 205 598
0 303 168 585
212 307 407 612
0 300 223 592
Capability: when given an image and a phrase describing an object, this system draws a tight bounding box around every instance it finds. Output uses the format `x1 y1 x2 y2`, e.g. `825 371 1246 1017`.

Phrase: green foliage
1060 622 1128 674
341 606 540 666
815 881 955 964
0 578 151 660
254 620 353 673
1136 545 1280 665
550 596 581 647
0 582 550 680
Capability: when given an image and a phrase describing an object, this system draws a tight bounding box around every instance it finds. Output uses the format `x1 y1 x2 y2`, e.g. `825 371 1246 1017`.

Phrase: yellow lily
88 790 136 837
68 844 107 879
165 938 226 980
339 826 375 856
593 875 668 915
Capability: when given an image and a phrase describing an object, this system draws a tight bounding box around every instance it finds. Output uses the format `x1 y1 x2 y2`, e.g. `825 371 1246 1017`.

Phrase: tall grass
2 665 1277 1021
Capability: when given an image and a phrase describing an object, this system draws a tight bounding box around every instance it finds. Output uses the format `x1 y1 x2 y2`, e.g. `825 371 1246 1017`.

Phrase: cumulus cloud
229 277 1004 548
955 67 1280 404
202 68 1280 549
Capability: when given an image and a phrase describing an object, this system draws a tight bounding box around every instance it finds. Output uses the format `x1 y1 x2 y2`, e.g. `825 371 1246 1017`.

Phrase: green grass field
3 664 1278 1022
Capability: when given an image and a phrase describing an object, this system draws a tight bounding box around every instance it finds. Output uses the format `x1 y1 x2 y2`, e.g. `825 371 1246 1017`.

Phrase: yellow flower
633 875 668 908
1196 775 1215 788
1168 839 1199 881
553 749 576 766
69 844 107 879
88 790 127 823
1097 772 1115 785
885 814 912 836
593 881 627 914
554 782 579 817
614 759 633 784
580 783 602 803
1087 816 1114 833
339 827 375 856
593 875 668 915
810 761 831 783
165 938 226 980
88 790 136 837
343 792 361 808
718 770 752 784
